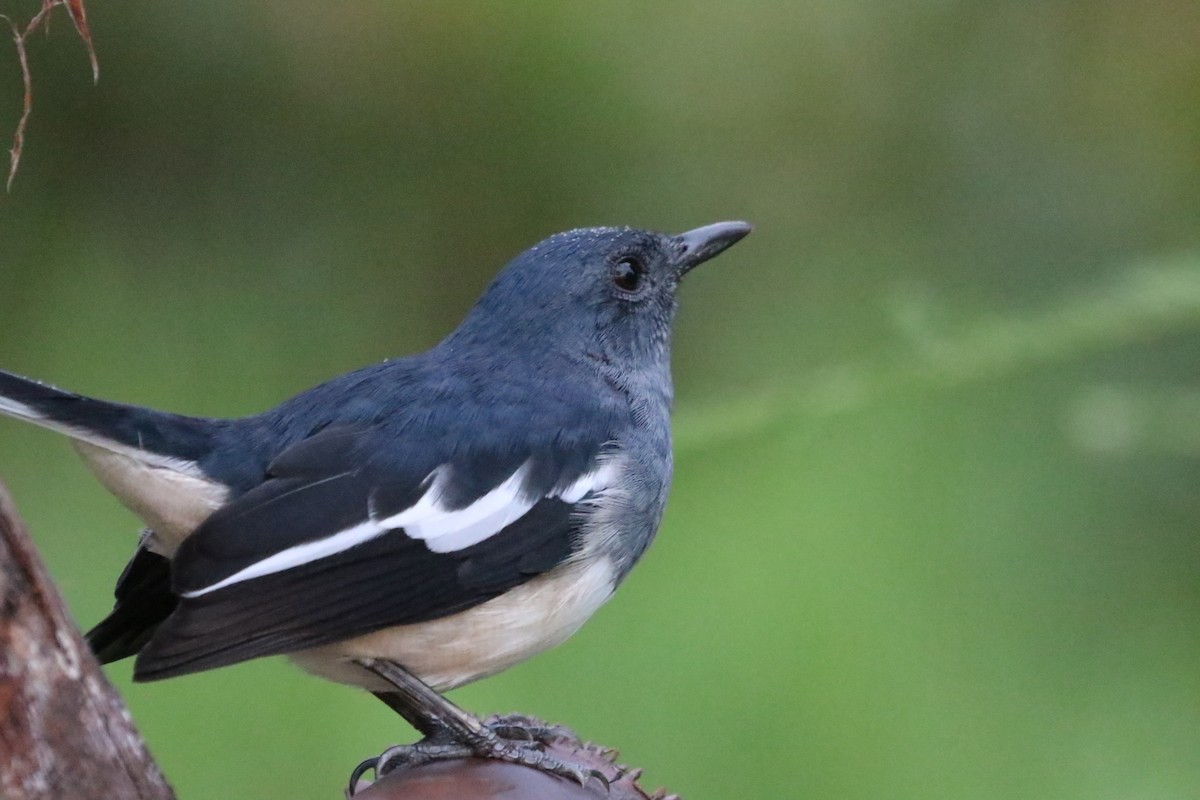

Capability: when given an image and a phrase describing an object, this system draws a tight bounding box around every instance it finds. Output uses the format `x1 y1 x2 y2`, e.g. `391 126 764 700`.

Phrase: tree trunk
0 481 175 800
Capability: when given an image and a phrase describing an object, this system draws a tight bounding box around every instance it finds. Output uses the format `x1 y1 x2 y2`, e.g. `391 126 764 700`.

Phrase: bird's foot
483 712 579 746
348 713 610 795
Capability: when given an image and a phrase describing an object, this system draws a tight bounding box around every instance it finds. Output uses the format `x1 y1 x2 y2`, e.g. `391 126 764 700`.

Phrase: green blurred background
1 1 1198 798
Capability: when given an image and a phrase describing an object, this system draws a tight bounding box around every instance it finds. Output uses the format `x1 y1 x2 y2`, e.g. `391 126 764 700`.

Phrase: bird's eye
612 257 645 293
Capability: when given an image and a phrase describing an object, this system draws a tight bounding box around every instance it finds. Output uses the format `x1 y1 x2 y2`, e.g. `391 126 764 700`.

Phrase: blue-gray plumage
0 222 751 777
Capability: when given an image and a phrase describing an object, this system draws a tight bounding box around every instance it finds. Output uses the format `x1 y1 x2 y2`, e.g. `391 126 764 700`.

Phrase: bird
0 221 751 785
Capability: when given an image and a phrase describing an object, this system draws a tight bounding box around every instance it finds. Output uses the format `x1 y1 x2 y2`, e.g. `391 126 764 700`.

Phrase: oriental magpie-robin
0 221 751 782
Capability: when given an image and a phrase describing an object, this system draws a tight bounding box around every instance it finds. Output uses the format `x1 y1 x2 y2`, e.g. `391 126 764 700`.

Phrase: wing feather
133 427 614 682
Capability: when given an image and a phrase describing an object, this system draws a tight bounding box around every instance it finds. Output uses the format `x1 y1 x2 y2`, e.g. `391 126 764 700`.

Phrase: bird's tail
86 545 178 663
0 368 217 468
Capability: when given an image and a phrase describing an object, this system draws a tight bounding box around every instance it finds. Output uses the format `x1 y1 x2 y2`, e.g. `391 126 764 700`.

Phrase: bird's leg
369 690 441 738
362 657 489 742
348 657 608 795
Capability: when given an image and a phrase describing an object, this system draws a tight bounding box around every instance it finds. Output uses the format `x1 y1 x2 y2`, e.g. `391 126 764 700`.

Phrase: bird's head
445 222 752 375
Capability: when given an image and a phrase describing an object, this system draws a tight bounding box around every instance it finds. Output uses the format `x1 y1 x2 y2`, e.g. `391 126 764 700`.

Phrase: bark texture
0 482 175 800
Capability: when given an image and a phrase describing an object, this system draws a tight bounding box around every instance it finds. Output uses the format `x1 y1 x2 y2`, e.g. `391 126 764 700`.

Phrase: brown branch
3 0 98 191
0 480 175 800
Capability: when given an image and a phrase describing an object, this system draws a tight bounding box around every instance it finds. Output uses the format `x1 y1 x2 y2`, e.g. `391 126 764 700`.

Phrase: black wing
133 426 606 681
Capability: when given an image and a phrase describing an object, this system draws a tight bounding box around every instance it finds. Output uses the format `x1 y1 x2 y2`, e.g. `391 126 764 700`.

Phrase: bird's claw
346 756 380 796
489 722 536 741
585 765 612 790
348 714 612 794
484 714 575 746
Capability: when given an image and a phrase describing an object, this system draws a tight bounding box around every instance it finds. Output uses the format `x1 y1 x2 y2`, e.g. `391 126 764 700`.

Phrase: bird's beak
673 221 753 275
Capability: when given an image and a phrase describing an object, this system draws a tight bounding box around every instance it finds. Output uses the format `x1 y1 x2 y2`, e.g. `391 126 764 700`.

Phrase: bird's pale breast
288 555 617 692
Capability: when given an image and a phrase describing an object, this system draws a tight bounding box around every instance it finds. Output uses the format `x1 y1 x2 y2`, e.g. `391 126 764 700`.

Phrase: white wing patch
182 459 619 598
183 519 385 597
391 464 535 553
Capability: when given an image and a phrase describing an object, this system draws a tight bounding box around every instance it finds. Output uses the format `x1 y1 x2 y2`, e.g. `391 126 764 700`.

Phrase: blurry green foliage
1 1 1198 798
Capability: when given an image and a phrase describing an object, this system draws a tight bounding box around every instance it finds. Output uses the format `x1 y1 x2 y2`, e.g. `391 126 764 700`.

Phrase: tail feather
2 369 233 662
0 368 215 467
86 546 178 663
